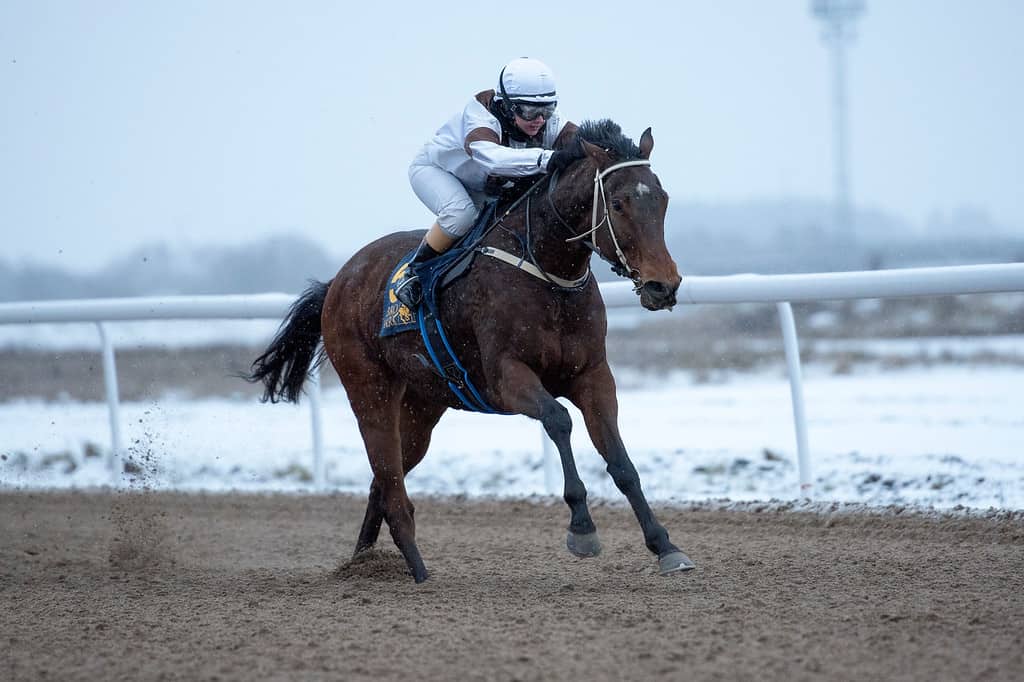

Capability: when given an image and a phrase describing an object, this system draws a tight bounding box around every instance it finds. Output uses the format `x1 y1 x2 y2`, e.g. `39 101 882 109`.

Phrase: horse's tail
246 280 331 404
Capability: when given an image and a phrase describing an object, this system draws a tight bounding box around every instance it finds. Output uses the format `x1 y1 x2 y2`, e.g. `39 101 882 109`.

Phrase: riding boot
394 239 443 308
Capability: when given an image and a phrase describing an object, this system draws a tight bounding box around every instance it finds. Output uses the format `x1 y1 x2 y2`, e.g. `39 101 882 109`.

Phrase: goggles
512 100 556 121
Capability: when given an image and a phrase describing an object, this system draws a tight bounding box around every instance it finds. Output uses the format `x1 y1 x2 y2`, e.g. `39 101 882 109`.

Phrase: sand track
2 491 1022 680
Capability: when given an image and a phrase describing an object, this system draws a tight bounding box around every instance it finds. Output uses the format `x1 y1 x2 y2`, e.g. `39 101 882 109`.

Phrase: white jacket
417 90 575 192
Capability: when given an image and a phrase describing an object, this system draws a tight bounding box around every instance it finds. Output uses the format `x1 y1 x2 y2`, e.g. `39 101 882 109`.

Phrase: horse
248 119 694 583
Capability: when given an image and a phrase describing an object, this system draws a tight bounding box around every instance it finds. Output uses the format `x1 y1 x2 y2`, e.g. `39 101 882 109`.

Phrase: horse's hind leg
493 358 600 557
354 397 445 555
342 372 429 582
354 479 385 555
568 362 694 574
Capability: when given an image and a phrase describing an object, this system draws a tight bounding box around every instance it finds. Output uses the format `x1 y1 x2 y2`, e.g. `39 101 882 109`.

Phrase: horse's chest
489 304 600 371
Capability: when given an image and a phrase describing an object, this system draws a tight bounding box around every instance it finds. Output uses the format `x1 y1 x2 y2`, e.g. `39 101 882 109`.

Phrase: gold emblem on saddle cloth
385 263 413 325
389 263 409 303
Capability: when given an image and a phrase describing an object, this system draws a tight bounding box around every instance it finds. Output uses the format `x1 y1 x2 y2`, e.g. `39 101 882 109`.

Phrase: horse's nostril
650 281 678 299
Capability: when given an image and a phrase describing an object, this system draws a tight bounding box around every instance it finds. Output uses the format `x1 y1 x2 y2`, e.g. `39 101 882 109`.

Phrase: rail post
96 322 123 485
308 364 325 490
776 302 812 495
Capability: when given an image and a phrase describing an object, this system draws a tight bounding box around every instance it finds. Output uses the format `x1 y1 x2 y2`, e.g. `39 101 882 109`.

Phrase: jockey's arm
465 137 555 177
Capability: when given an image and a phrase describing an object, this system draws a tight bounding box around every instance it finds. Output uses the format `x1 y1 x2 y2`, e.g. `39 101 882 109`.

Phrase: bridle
475 155 653 292
548 159 652 289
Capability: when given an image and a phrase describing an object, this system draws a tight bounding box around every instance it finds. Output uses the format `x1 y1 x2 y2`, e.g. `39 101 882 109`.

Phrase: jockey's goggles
512 100 556 121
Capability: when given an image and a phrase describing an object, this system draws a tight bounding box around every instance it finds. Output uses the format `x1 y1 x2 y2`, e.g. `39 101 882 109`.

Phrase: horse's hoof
566 531 602 558
658 550 695 575
413 570 429 584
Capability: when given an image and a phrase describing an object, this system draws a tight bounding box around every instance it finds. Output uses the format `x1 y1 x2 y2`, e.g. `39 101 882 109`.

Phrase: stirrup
394 272 423 307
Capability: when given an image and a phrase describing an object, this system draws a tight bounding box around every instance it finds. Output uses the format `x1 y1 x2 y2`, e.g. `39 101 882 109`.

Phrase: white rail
2 262 1023 494
600 262 1024 307
0 293 296 323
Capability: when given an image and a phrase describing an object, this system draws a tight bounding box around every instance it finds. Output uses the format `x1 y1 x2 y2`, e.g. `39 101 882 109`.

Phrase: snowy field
2 361 1022 511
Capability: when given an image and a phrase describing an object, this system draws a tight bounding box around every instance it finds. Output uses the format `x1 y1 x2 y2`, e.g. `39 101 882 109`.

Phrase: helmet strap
493 66 521 140
498 66 511 103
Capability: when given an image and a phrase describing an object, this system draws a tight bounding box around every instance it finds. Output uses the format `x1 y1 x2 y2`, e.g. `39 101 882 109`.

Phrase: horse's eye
611 198 624 212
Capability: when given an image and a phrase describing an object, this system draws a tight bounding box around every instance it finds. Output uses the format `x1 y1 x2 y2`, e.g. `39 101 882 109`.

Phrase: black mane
576 119 642 160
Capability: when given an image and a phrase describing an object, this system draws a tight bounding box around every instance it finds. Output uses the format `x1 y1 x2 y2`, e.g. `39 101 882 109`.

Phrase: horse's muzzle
638 280 678 311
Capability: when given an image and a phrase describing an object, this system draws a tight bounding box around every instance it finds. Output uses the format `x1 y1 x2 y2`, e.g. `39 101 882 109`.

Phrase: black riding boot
394 239 442 308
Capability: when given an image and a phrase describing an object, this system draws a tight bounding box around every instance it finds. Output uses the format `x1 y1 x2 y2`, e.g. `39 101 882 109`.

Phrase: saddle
380 199 497 337
380 201 507 414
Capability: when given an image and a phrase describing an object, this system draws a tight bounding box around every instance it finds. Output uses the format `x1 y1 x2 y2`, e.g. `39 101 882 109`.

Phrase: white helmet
495 57 558 104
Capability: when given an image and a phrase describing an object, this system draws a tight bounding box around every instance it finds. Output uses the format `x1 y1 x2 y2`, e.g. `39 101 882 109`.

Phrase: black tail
246 280 331 403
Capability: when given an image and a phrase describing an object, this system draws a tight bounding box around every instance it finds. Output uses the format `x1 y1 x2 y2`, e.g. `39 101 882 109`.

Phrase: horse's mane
576 119 642 160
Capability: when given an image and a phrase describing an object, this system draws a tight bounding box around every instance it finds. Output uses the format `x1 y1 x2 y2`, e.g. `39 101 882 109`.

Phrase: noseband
550 159 652 288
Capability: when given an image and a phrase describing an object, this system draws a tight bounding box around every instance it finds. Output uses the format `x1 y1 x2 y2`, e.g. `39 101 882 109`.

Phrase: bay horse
248 120 694 582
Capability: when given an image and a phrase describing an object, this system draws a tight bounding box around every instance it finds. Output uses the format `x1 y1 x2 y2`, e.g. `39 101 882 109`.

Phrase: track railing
3 262 1023 494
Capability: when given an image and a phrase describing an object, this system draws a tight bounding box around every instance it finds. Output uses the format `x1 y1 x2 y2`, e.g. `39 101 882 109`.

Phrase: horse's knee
606 457 641 496
540 401 572 443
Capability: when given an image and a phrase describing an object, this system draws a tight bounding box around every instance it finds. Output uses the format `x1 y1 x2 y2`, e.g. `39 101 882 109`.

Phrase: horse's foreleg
568 363 694 574
354 397 445 555
495 359 600 557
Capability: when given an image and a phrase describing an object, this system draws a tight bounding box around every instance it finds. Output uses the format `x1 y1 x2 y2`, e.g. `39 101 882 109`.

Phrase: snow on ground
807 335 1024 361
2 365 1022 510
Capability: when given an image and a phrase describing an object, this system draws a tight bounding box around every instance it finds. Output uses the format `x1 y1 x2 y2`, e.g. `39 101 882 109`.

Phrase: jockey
395 57 583 307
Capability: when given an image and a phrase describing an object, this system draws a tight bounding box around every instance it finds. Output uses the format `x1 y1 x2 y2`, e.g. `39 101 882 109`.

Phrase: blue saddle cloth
380 255 420 337
378 200 507 414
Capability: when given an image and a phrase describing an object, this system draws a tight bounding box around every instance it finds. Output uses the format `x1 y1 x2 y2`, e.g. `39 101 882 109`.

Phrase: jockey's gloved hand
546 140 586 174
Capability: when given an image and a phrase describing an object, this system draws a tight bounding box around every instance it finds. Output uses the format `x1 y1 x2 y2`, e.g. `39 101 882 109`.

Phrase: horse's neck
485 178 593 280
487 184 592 282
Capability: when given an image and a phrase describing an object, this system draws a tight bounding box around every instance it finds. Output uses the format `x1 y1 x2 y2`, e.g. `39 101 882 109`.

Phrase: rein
477 174 592 290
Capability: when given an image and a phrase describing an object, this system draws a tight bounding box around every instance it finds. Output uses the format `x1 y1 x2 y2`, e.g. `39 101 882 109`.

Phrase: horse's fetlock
645 527 671 554
563 485 587 510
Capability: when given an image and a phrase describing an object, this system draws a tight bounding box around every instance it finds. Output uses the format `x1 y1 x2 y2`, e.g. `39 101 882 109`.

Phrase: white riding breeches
409 150 487 238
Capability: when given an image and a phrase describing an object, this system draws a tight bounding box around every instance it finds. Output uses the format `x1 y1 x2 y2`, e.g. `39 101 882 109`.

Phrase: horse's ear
639 127 654 159
581 140 612 167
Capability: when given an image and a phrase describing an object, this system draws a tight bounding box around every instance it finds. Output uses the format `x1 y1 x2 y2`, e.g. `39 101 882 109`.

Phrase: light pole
811 0 865 242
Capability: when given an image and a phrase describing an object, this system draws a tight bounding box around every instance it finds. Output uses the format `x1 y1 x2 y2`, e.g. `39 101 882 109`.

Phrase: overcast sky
2 1 1022 272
